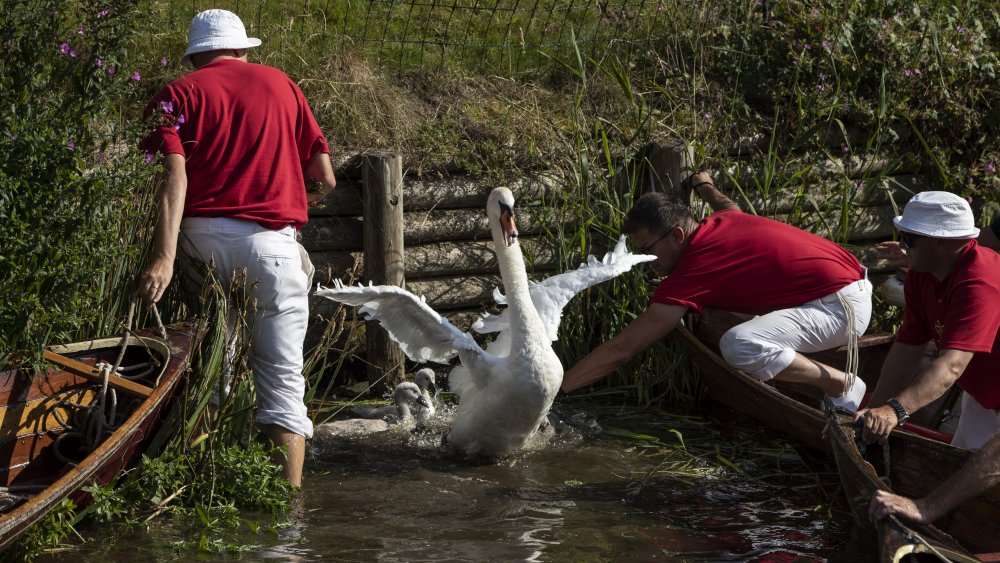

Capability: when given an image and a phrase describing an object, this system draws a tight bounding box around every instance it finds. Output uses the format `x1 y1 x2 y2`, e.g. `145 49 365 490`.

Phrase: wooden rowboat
825 404 1000 561
0 322 195 549
673 309 895 452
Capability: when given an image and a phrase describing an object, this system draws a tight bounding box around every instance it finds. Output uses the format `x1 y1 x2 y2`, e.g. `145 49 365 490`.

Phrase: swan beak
500 204 518 247
416 395 431 409
427 381 438 397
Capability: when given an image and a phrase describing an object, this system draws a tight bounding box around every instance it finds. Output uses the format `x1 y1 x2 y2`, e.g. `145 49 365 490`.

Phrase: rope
887 515 952 563
836 286 860 397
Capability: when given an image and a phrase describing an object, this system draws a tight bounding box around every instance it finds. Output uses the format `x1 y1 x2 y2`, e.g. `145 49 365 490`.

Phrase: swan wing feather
471 236 655 340
315 281 478 363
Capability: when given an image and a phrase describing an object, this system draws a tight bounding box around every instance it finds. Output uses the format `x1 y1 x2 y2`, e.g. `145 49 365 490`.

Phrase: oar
42 349 154 398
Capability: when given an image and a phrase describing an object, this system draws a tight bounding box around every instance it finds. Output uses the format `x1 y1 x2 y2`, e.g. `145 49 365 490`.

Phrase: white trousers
181 217 314 439
952 393 1000 450
719 277 873 381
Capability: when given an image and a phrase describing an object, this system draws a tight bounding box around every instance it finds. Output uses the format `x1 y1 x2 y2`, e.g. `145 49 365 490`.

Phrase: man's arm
304 151 337 205
685 171 739 212
561 303 688 392
870 429 1000 524
858 345 972 444
139 153 187 305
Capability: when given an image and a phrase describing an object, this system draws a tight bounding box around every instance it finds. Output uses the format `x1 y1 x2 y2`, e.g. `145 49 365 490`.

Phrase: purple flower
107 65 116 75
986 162 996 174
131 71 141 81
956 25 966 33
842 145 850 154
950 44 959 53
819 72 827 81
97 7 111 18
703 112 713 119
60 42 70 55
77 25 85 35
822 39 830 49
903 68 912 77
177 114 186 124
913 68 921 75
804 43 812 50
95 57 103 67
160 100 174 113
69 49 77 58
161 56 168 67
144 152 155 164
67 140 75 150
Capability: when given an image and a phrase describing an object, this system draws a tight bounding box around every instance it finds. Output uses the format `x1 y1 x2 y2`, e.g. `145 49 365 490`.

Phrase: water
38 404 872 562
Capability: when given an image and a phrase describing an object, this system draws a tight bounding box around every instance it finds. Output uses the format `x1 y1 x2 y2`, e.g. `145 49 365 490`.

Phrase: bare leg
774 353 850 396
263 424 305 488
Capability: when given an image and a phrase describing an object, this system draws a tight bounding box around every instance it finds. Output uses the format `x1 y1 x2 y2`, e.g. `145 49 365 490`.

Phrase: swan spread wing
472 235 656 340
315 281 479 363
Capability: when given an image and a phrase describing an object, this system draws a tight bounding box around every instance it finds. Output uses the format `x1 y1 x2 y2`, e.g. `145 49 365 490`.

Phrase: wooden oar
42 350 154 398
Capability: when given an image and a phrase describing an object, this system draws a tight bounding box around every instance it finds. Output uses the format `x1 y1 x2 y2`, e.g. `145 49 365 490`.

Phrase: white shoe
828 377 867 413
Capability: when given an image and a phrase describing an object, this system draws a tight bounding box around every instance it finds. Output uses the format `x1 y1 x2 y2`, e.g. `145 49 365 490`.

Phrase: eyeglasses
636 228 674 254
900 231 922 250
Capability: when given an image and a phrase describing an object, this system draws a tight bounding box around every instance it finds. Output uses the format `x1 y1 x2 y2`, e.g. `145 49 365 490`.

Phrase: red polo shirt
897 240 1000 408
140 59 329 230
651 209 864 315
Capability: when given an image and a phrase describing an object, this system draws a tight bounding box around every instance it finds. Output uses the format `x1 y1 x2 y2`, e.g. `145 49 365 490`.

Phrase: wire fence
163 0 677 75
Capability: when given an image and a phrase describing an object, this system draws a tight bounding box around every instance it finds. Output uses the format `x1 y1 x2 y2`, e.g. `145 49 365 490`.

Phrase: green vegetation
3 0 999 557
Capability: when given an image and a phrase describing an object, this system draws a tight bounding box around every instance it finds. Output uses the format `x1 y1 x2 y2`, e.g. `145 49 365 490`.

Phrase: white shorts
951 392 1000 450
719 276 873 381
180 217 314 439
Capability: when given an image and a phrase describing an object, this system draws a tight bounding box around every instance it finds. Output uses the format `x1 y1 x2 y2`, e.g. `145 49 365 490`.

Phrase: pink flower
69 49 77 58
161 56 168 67
131 71 141 81
144 152 155 164
95 58 103 67
59 42 70 55
107 65 116 75
77 25 85 35
160 100 174 113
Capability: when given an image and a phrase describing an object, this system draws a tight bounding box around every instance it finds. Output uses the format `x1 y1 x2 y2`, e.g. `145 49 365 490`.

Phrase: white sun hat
893 191 980 239
181 9 261 66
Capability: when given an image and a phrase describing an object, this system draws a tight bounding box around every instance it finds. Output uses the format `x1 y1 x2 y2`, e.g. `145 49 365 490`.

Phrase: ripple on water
38 405 866 562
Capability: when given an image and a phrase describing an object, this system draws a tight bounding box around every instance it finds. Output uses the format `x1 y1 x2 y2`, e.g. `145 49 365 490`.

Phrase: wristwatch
885 397 910 427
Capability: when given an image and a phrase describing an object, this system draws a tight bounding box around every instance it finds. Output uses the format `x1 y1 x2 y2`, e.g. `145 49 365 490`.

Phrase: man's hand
869 490 930 524
854 405 898 444
139 258 173 305
874 240 910 269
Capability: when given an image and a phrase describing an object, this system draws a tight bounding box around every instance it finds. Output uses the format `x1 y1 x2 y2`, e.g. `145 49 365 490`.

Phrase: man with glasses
562 171 873 414
856 191 1000 450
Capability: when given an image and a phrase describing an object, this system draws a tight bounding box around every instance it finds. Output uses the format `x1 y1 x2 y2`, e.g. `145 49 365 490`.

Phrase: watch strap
886 397 910 426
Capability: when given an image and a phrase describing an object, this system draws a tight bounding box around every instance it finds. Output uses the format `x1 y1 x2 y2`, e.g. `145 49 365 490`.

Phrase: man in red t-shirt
138 10 337 487
562 172 873 412
857 191 1000 450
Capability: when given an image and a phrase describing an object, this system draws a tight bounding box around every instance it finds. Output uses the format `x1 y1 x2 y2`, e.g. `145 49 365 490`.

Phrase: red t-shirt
140 59 329 230
651 209 864 315
896 241 1000 408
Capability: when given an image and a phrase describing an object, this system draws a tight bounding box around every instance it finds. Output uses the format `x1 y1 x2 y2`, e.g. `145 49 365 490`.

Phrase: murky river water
39 402 874 562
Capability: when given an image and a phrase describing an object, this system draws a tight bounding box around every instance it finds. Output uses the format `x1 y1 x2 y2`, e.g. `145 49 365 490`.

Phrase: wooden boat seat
42 350 154 398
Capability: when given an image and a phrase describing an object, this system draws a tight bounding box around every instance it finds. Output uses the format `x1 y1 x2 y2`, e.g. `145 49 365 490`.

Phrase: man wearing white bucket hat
857 191 1000 450
139 9 337 487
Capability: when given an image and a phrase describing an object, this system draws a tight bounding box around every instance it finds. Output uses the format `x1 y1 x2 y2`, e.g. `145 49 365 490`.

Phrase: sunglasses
900 231 922 250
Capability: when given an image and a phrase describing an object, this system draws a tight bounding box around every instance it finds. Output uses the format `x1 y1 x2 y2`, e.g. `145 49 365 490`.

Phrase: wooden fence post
645 140 695 202
362 151 405 393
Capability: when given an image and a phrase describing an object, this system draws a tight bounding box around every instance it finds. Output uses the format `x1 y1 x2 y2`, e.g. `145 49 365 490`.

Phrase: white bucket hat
181 9 261 66
893 191 980 239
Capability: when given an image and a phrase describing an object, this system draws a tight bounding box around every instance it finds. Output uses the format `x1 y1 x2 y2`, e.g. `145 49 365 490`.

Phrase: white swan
315 187 654 459
313 382 430 441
